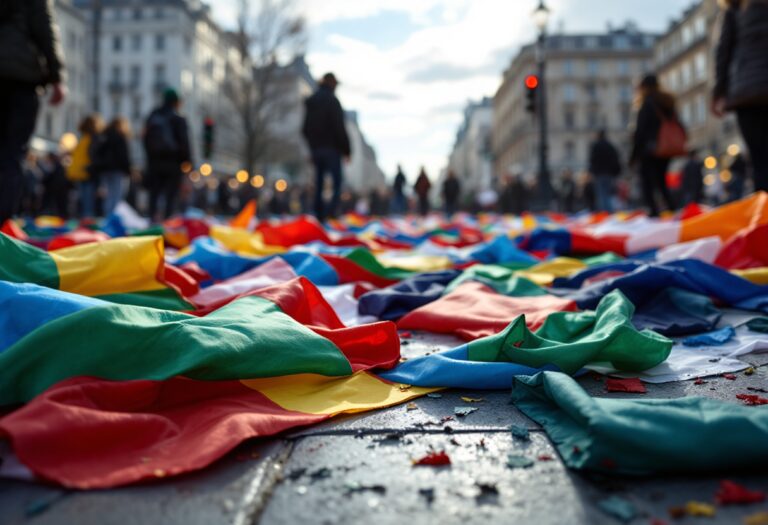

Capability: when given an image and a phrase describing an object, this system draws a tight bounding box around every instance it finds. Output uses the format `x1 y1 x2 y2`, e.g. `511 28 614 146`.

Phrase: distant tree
224 0 306 177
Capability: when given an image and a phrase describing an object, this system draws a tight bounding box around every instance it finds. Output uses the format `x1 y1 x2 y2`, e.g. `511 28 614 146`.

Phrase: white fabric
318 284 378 327
114 201 150 230
656 236 722 264
189 257 297 308
624 221 682 255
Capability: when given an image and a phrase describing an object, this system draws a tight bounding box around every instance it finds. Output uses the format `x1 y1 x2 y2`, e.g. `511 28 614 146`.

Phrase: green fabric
97 289 194 311
512 371 768 475
0 233 59 289
0 295 352 404
345 249 415 280
131 226 166 237
467 290 672 374
746 317 768 333
582 252 624 266
498 261 537 272
443 264 547 297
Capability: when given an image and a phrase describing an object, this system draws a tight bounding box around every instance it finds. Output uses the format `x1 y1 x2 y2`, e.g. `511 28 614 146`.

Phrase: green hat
163 88 180 105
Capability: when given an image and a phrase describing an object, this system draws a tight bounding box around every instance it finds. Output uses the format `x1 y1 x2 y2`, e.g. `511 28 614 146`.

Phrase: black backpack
144 110 179 157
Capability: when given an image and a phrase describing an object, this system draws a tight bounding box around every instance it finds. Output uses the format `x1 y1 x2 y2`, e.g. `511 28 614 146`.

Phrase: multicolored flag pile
2 194 768 488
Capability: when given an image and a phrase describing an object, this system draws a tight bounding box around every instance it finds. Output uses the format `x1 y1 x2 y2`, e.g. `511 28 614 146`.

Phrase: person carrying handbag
630 74 687 217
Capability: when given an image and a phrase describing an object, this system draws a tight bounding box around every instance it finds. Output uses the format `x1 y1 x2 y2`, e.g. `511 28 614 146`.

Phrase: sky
214 0 696 181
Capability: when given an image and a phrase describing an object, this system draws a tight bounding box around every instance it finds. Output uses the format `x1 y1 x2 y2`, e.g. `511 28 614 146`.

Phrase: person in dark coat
559 170 577 213
96 117 132 216
680 150 704 206
302 72 351 222
499 174 527 215
588 129 622 212
39 151 68 217
728 152 748 202
391 165 407 214
630 74 680 217
442 170 461 217
414 168 432 216
713 0 768 192
143 88 192 221
0 0 66 224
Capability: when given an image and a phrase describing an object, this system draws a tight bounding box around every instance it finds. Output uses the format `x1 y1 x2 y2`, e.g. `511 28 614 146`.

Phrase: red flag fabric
397 282 578 341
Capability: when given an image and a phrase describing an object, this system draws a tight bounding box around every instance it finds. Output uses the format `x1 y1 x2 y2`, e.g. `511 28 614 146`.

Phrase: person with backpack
712 0 768 193
96 117 132 216
0 0 66 224
588 129 622 213
144 88 191 221
302 73 351 222
630 74 684 217
66 115 103 218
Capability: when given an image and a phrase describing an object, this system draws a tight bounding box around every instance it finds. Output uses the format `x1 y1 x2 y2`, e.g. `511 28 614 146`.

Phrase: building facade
448 97 494 197
493 23 655 186
654 0 741 155
32 0 90 152
343 111 387 195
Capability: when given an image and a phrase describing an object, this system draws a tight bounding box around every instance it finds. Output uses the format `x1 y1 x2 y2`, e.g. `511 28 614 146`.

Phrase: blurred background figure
21 152 40 216
442 170 461 217
391 165 407 214
630 74 681 217
0 0 66 224
67 115 102 218
39 151 67 217
97 117 132 216
499 173 526 215
558 169 577 213
712 0 768 193
580 172 596 212
728 151 748 202
588 129 622 213
413 167 432 216
680 149 704 206
144 88 191 222
302 72 351 222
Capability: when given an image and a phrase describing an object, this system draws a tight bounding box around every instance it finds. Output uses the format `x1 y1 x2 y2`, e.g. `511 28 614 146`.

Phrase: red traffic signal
525 75 539 90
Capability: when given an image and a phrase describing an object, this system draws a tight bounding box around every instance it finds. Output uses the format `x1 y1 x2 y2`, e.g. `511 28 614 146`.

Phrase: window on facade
564 109 575 129
618 61 630 76
585 83 597 100
619 85 632 102
682 102 692 125
111 65 121 82
694 16 706 38
133 8 142 20
155 64 166 84
565 141 575 160
588 109 600 129
563 60 574 76
588 60 600 75
695 51 707 81
130 65 141 87
620 104 632 127
682 25 693 47
562 84 577 102
113 35 122 52
131 96 142 120
155 34 166 51
614 35 629 49
112 98 121 118
681 61 691 88
696 94 707 125
132 34 141 51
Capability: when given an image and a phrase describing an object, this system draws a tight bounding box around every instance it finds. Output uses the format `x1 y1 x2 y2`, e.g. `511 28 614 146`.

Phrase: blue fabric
101 213 127 238
176 238 339 285
358 270 460 321
518 228 572 255
379 344 549 389
469 235 540 265
0 281 104 353
555 259 768 313
632 287 722 336
683 326 736 347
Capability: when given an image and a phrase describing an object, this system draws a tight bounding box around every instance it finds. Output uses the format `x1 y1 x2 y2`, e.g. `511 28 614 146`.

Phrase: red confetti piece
736 394 768 406
715 480 766 505
413 451 451 466
723 374 737 380
537 454 554 461
694 377 705 385
399 331 412 339
605 378 647 394
513 341 523 348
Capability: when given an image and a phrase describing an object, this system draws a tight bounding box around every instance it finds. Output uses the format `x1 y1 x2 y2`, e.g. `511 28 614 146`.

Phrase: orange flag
230 199 257 229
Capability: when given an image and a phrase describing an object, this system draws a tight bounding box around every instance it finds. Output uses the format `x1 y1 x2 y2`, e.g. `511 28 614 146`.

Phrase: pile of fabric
2 194 768 489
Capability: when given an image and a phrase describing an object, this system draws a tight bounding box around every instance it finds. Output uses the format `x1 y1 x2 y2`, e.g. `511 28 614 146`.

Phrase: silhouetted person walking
302 73 351 222
414 168 431 216
588 129 622 212
713 0 768 192
144 88 191 221
0 0 65 224
680 150 704 206
392 165 407 214
98 117 132 216
630 74 682 217
442 170 461 216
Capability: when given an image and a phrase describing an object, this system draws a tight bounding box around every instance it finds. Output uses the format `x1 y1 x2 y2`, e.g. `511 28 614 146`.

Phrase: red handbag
655 118 688 158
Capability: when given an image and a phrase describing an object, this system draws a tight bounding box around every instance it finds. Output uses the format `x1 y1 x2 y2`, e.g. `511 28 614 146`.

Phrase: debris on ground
744 511 768 525
510 424 530 441
506 454 534 469
460 396 484 403
723 373 738 381
475 482 499 505
737 394 768 406
604 377 646 394
597 495 637 523
683 501 717 517
715 480 766 505
454 406 478 417
418 488 435 506
406 402 418 411
413 451 451 466
344 480 387 495
426 393 443 399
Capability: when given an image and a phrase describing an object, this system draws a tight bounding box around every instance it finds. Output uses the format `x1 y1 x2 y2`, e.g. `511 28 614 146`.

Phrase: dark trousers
418 195 429 216
0 81 39 224
737 107 768 193
640 156 674 217
312 148 342 221
148 164 182 221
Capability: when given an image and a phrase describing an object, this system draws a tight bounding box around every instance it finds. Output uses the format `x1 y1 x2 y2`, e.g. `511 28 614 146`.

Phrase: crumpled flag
357 270 460 321
442 264 547 297
631 287 722 337
397 281 578 341
0 277 400 404
715 480 765 505
682 326 736 347
381 290 672 388
746 318 768 333
512 371 768 475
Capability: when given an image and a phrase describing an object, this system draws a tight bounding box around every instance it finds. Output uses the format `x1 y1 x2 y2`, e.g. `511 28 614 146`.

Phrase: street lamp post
532 0 552 209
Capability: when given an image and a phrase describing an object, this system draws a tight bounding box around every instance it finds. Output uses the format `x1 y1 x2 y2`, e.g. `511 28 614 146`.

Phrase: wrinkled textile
358 270 460 321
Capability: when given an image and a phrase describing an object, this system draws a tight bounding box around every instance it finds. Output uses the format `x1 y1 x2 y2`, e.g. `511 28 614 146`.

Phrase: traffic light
525 75 539 114
203 117 215 159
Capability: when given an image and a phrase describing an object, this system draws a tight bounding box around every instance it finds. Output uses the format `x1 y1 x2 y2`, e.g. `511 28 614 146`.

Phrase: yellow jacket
66 134 92 182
